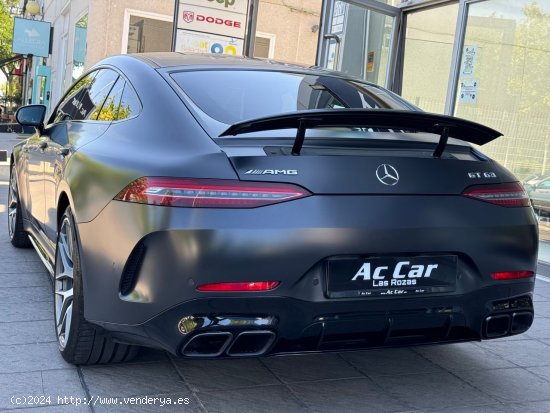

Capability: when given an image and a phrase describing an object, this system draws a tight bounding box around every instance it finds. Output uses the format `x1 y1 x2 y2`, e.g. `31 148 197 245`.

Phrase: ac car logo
244 169 298 175
352 261 439 287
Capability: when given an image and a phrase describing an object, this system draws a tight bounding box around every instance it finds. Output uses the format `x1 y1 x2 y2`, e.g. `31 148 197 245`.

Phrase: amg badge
244 169 298 175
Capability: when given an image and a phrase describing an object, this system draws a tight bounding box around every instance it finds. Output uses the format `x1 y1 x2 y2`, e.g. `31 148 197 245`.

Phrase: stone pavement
0 132 549 412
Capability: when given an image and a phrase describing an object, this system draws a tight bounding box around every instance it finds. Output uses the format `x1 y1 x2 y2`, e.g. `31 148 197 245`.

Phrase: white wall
43 0 89 104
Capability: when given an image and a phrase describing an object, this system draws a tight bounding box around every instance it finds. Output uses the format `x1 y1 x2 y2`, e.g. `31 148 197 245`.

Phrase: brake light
462 182 529 207
114 178 310 208
491 271 534 280
196 281 280 292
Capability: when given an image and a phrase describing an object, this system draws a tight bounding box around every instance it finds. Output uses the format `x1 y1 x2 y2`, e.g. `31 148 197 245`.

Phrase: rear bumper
95 282 535 356
75 194 538 355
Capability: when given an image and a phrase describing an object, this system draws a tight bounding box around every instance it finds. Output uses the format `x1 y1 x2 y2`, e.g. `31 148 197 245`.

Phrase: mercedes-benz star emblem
376 164 399 186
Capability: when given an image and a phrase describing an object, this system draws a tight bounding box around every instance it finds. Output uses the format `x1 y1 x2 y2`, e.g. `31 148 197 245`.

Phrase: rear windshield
171 70 415 125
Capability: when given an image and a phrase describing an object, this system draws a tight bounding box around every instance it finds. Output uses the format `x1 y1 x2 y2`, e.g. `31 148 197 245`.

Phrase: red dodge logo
182 11 194 23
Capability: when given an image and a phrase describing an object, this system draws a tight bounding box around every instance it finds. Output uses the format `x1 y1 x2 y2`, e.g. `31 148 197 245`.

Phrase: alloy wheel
55 217 75 349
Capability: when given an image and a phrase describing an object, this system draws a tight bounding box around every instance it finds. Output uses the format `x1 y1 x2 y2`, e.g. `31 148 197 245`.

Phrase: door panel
42 122 111 245
43 123 68 249
41 68 119 244
23 134 47 231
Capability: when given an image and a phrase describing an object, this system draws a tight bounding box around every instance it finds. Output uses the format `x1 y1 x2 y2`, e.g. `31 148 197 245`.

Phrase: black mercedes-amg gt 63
9 53 537 365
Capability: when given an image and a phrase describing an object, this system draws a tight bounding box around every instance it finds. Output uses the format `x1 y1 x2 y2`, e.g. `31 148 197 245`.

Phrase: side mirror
15 105 47 134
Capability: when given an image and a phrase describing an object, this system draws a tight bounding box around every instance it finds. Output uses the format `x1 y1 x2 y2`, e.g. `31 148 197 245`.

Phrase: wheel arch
55 188 88 305
57 191 71 231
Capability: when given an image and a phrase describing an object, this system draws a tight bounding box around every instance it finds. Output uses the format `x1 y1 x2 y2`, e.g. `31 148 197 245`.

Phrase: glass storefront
455 0 550 181
312 0 550 255
452 0 550 247
401 3 459 113
316 0 399 87
254 0 322 65
324 1 394 84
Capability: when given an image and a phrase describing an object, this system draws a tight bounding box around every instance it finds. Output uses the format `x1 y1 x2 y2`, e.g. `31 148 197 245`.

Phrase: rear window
171 70 415 125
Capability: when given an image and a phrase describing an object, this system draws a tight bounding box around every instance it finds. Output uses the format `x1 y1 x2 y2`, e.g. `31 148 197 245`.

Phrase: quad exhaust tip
181 332 233 357
485 314 510 338
510 311 533 334
226 330 276 357
484 312 533 338
180 330 277 357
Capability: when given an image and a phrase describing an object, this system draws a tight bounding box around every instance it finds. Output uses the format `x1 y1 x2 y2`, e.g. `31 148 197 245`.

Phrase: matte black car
9 53 537 365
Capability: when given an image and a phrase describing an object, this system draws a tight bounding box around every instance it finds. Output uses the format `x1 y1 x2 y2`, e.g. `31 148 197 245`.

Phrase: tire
54 206 139 364
8 165 31 248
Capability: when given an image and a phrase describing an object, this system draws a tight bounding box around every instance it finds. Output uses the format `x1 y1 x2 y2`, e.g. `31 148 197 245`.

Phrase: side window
79 69 119 120
96 78 141 121
117 83 141 121
53 69 119 123
97 78 125 121
53 71 97 123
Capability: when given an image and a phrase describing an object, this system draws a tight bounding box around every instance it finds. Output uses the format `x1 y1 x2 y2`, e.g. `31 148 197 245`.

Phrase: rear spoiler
219 109 502 157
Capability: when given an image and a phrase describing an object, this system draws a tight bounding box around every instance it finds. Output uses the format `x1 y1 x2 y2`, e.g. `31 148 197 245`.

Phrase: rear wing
219 109 502 157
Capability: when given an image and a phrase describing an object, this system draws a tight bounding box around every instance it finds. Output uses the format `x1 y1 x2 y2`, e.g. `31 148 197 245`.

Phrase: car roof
125 52 365 79
97 53 392 93
129 52 313 69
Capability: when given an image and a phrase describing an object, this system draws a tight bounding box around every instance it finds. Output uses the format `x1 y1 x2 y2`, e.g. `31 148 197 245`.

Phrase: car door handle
39 141 48 149
57 148 70 157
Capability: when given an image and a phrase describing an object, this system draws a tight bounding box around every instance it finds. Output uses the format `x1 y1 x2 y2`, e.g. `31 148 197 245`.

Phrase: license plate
326 255 457 298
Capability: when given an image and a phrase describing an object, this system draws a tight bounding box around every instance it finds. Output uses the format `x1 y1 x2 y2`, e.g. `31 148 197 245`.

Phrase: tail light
114 178 310 208
462 182 530 207
197 281 280 292
491 271 534 280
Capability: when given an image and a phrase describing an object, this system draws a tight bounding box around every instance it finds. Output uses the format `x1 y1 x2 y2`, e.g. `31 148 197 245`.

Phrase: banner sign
176 31 244 55
12 18 51 57
173 0 249 56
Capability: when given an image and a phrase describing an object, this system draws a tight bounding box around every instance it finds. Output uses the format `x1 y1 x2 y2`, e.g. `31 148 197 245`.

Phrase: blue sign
12 18 51 57
73 26 87 64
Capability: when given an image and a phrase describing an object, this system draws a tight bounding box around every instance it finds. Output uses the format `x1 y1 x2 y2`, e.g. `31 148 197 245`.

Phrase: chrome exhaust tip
484 314 511 338
181 332 233 357
511 311 533 334
226 330 276 357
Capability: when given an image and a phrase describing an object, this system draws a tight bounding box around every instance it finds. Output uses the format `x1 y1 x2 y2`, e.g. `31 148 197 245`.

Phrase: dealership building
11 0 550 185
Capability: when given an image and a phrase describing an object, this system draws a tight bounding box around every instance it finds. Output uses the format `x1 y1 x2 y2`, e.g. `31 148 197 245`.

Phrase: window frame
114 82 142 122
71 12 89 83
254 32 276 59
47 65 143 127
49 69 98 125
95 76 126 122
121 9 172 55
